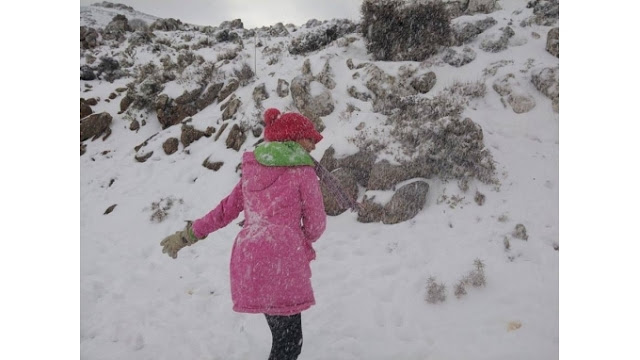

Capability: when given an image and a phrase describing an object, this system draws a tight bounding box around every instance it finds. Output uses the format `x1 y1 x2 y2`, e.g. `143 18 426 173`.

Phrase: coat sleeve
299 167 327 243
192 180 244 239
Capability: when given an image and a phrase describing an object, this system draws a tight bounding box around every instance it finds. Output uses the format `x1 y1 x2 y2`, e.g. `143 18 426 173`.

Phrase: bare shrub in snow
149 197 184 223
95 56 125 82
425 277 447 304
454 280 467 299
456 259 487 299
361 0 452 61
503 237 511 251
217 48 240 61
468 259 487 287
234 63 255 86
513 224 529 240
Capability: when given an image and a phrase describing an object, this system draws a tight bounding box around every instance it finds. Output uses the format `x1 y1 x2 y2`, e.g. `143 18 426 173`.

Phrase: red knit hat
263 108 323 144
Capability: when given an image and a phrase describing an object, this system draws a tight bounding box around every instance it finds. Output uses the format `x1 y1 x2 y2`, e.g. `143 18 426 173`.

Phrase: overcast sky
79 0 363 29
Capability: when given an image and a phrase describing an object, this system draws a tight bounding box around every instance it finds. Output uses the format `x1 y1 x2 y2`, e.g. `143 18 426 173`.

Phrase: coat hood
242 152 287 192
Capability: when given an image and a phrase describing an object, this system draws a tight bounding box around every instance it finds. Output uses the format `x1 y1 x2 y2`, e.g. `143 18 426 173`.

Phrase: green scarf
254 141 314 167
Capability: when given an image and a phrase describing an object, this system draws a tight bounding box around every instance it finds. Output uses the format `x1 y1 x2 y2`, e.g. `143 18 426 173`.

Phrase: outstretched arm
192 180 244 239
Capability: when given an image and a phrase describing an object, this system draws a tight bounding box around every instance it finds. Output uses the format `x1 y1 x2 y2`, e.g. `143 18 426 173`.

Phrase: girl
161 108 326 360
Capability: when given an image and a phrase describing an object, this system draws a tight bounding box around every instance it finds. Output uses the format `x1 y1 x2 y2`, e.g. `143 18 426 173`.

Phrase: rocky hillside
80 0 559 224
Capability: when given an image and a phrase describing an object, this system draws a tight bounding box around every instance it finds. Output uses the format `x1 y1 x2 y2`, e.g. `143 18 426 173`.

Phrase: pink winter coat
192 152 327 315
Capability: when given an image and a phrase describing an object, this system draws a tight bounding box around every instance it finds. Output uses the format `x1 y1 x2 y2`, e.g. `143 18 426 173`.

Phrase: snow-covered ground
7 1 640 360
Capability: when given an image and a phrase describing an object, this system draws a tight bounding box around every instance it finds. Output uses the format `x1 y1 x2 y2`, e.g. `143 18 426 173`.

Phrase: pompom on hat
263 108 323 144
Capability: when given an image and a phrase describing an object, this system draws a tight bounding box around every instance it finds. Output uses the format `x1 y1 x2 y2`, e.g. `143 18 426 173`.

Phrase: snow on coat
192 151 327 315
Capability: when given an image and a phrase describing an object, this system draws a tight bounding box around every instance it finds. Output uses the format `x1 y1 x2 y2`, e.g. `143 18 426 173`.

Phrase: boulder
135 151 153 163
156 97 198 129
307 88 334 117
175 87 203 105
480 26 515 52
453 17 497 45
276 79 290 97
367 160 415 191
180 125 207 147
315 60 336 90
80 65 96 81
80 99 93 119
163 137 179 155
383 181 430 224
215 123 229 141
493 73 536 114
411 72 437 93
218 79 240 103
290 75 330 130
508 94 536 114
338 150 376 187
546 27 559 57
119 95 133 113
150 18 184 31
531 66 559 112
225 124 247 151
80 26 99 49
466 0 498 14
202 157 224 171
80 112 112 141
252 83 269 105
443 47 477 67
103 14 132 41
196 82 224 109
522 0 559 26
320 168 359 216
319 147 339 172
357 196 385 223
268 22 289 37
222 98 242 120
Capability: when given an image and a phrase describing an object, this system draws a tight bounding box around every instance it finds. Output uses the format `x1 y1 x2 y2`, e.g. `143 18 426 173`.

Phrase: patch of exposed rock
452 17 497 45
80 112 112 142
546 27 559 57
531 66 559 112
155 82 223 129
80 98 93 119
180 125 207 147
276 79 290 97
443 47 477 67
163 137 179 155
480 26 515 53
382 181 430 224
225 124 247 151
321 168 359 216
493 73 536 114
411 72 437 93
521 0 559 27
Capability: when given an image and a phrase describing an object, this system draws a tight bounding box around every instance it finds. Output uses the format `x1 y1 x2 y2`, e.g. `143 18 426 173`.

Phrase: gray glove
160 222 200 259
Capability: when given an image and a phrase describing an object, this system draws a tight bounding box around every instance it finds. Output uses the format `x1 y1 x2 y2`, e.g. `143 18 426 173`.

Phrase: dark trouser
264 313 303 360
